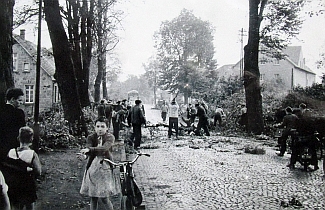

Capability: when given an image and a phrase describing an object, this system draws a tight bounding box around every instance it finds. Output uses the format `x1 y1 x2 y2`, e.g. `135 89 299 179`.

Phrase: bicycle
103 152 150 210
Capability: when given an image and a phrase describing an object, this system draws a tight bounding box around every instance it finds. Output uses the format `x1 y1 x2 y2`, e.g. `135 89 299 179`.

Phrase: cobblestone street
128 106 325 210
132 139 325 210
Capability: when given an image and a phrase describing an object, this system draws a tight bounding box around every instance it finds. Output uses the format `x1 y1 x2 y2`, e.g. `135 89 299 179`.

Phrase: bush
28 104 97 150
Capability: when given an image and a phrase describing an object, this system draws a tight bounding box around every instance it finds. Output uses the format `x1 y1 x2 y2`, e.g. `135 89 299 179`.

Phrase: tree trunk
243 0 264 134
0 0 14 108
102 56 108 99
78 0 93 107
43 0 83 124
94 0 103 103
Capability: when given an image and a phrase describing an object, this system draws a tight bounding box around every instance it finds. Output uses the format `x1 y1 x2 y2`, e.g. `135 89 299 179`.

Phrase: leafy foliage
28 104 97 151
153 9 216 94
260 0 305 59
281 83 325 115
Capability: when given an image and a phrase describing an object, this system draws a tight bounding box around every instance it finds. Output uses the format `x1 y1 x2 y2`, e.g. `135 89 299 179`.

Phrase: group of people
0 88 42 210
161 99 214 139
97 98 146 150
0 88 146 210
276 103 321 171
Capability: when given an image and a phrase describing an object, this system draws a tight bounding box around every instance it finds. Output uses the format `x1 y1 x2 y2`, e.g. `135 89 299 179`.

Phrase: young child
0 170 10 210
79 117 116 210
7 126 42 210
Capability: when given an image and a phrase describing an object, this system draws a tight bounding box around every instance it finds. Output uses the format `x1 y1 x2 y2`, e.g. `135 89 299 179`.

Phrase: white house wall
294 68 315 87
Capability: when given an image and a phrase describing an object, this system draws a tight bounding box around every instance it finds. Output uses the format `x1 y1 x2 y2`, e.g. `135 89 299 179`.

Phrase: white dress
80 142 116 197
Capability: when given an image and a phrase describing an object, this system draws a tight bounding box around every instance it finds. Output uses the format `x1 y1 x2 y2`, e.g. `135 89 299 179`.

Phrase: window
23 62 30 72
260 74 265 81
260 57 267 65
25 85 34 103
13 53 18 72
273 59 280 65
53 84 60 103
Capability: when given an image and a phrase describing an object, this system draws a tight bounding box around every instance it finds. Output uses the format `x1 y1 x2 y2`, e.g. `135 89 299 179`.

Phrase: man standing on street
188 103 197 124
214 105 225 127
160 101 168 123
194 102 210 136
168 99 179 139
276 107 298 158
130 100 146 149
0 88 26 161
97 99 106 118
105 100 113 128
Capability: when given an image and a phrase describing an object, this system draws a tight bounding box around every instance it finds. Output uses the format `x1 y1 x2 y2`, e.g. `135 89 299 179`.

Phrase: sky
14 0 325 81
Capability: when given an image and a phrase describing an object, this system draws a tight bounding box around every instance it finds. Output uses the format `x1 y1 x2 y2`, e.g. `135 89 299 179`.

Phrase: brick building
13 29 59 115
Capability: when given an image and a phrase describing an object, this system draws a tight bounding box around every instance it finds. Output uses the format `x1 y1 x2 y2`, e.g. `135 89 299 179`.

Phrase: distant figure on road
129 100 146 149
276 107 298 158
112 103 128 141
105 100 113 128
238 104 247 129
168 99 179 139
194 102 210 136
214 105 225 127
160 101 168 123
0 88 26 161
188 103 197 124
97 99 107 118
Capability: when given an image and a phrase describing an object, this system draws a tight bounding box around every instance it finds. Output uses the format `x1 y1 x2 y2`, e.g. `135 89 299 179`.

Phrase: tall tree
43 0 85 128
64 0 95 107
94 0 122 102
93 0 121 102
244 0 304 134
154 9 216 99
0 0 15 107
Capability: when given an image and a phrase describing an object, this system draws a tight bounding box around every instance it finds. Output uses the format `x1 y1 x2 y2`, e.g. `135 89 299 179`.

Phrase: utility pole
33 0 42 154
239 28 247 78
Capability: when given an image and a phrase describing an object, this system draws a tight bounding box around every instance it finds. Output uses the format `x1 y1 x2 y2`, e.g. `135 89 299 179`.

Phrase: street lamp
33 0 42 154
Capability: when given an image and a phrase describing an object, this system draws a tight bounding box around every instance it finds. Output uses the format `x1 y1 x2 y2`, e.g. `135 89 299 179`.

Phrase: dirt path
36 148 89 209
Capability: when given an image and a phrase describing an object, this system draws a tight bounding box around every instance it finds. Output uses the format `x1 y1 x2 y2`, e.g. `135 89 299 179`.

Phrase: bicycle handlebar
103 152 150 166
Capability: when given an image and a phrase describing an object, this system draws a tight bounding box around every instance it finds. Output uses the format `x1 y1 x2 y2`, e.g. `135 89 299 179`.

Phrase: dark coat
97 104 106 118
280 113 298 131
195 105 208 119
129 105 146 125
85 132 115 170
0 104 26 160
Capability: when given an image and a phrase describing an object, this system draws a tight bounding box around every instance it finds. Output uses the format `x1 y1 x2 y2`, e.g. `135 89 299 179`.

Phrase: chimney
20 29 25 40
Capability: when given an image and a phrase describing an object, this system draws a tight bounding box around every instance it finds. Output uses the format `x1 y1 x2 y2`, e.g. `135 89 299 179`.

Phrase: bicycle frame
103 152 150 209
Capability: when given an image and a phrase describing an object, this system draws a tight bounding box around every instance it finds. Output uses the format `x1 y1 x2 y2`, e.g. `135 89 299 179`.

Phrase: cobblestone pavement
125 106 325 210
131 138 325 210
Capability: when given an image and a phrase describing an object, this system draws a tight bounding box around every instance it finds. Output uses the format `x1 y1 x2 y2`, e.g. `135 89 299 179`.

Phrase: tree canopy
153 9 216 95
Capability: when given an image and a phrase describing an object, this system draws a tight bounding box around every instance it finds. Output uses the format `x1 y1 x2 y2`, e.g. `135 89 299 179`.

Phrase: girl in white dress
79 117 115 210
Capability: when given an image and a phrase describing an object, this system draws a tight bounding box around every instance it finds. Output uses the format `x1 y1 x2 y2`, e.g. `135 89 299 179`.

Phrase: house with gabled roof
12 29 60 115
217 46 316 90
